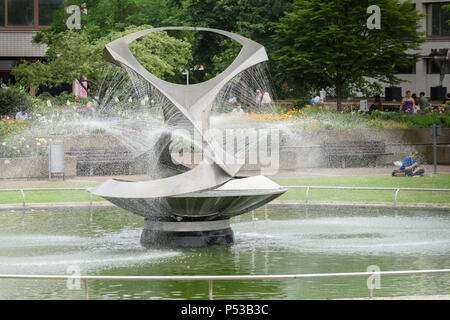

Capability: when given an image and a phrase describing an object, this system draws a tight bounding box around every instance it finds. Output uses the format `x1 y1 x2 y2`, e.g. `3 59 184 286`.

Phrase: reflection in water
0 205 449 299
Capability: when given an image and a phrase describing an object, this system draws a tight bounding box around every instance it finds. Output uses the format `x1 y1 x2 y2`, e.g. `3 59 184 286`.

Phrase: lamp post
181 68 190 85
181 65 204 85
430 124 441 174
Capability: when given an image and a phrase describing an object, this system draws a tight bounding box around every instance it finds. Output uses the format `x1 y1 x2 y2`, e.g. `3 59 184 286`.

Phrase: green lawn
0 184 103 204
274 174 450 204
0 174 449 205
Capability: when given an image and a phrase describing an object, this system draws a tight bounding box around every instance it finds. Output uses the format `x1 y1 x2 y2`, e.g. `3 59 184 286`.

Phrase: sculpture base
140 219 234 247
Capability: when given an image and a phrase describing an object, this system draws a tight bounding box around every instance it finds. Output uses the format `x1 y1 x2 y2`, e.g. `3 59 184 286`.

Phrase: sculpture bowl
95 176 287 247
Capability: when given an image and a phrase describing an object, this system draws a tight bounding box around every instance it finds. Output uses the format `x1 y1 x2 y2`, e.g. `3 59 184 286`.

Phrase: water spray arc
93 27 287 247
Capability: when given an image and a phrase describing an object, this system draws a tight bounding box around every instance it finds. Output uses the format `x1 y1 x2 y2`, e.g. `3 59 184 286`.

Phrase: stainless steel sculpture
93 27 287 247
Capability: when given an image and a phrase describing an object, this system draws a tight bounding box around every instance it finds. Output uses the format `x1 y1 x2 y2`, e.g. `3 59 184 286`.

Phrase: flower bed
222 104 450 130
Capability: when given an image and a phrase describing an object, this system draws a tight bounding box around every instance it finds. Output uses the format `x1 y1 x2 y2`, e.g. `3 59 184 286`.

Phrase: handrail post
305 186 310 205
394 188 400 207
84 279 88 300
20 189 26 209
252 210 255 228
369 278 374 298
209 279 213 300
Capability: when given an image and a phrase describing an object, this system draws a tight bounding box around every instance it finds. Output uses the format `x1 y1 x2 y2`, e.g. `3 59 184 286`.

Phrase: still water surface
0 205 449 299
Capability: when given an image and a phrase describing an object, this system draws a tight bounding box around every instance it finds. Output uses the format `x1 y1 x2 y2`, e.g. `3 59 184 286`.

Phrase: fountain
92 27 287 247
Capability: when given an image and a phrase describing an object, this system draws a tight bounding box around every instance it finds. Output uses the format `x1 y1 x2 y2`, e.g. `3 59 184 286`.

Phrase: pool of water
0 205 449 300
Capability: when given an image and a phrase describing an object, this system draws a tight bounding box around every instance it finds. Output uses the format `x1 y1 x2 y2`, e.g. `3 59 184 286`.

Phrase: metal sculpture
93 27 287 247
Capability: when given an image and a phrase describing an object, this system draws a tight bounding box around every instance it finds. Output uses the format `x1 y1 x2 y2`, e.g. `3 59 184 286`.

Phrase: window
395 64 416 74
8 0 34 26
427 59 450 74
0 0 4 27
0 60 20 69
39 0 64 26
0 0 64 28
428 3 450 37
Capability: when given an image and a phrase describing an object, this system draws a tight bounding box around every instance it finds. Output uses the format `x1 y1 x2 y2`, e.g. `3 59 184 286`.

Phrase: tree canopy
162 0 293 84
10 0 429 107
272 0 425 109
12 21 192 102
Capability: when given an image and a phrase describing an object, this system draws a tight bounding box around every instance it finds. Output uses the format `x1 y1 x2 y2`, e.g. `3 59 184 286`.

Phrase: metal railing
285 185 450 206
0 187 93 209
0 186 449 208
1 269 449 300
1 188 449 299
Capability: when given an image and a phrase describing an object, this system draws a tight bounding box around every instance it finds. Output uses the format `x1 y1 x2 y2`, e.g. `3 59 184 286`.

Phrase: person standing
400 90 415 113
261 91 272 107
319 89 326 102
232 104 244 114
255 89 263 109
443 93 450 105
84 101 97 119
228 92 237 104
15 108 28 120
369 95 383 113
418 92 429 111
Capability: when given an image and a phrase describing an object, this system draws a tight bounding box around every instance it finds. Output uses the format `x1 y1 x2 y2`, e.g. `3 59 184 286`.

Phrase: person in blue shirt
399 150 424 176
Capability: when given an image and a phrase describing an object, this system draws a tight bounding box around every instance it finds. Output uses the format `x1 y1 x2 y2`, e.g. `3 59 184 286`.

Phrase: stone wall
1 128 448 179
63 135 123 151
0 156 77 179
280 128 450 169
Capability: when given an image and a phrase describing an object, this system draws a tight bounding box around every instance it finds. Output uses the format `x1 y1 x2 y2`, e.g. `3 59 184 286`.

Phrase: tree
12 25 192 103
17 0 293 95
33 0 178 43
272 0 425 110
11 0 193 102
167 0 292 83
444 4 450 25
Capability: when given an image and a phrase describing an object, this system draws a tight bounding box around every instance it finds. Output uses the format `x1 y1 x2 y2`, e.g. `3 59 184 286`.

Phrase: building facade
0 0 64 86
0 0 449 99
382 1 450 99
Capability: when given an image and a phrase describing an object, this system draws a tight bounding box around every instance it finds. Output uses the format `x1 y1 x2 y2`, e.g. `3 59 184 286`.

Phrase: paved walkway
1 165 449 188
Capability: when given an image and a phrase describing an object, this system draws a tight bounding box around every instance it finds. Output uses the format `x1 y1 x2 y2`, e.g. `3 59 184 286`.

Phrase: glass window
39 0 64 26
8 0 34 26
427 59 450 74
431 3 450 37
395 64 416 74
0 60 20 69
0 0 4 27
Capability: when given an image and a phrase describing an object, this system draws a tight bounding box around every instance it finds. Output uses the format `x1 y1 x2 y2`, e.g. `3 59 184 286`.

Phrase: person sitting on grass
399 150 424 177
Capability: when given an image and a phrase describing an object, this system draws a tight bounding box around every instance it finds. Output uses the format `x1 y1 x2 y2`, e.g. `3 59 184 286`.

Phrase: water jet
92 27 287 247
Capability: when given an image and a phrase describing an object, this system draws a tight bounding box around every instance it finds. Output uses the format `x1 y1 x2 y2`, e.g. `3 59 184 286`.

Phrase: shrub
0 85 32 116
370 110 381 119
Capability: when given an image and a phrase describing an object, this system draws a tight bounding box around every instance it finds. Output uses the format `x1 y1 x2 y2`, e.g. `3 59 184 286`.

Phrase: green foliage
370 110 382 119
444 4 450 23
272 0 425 110
168 0 292 83
373 111 450 128
126 27 192 79
7 0 431 106
0 85 32 116
12 25 192 102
